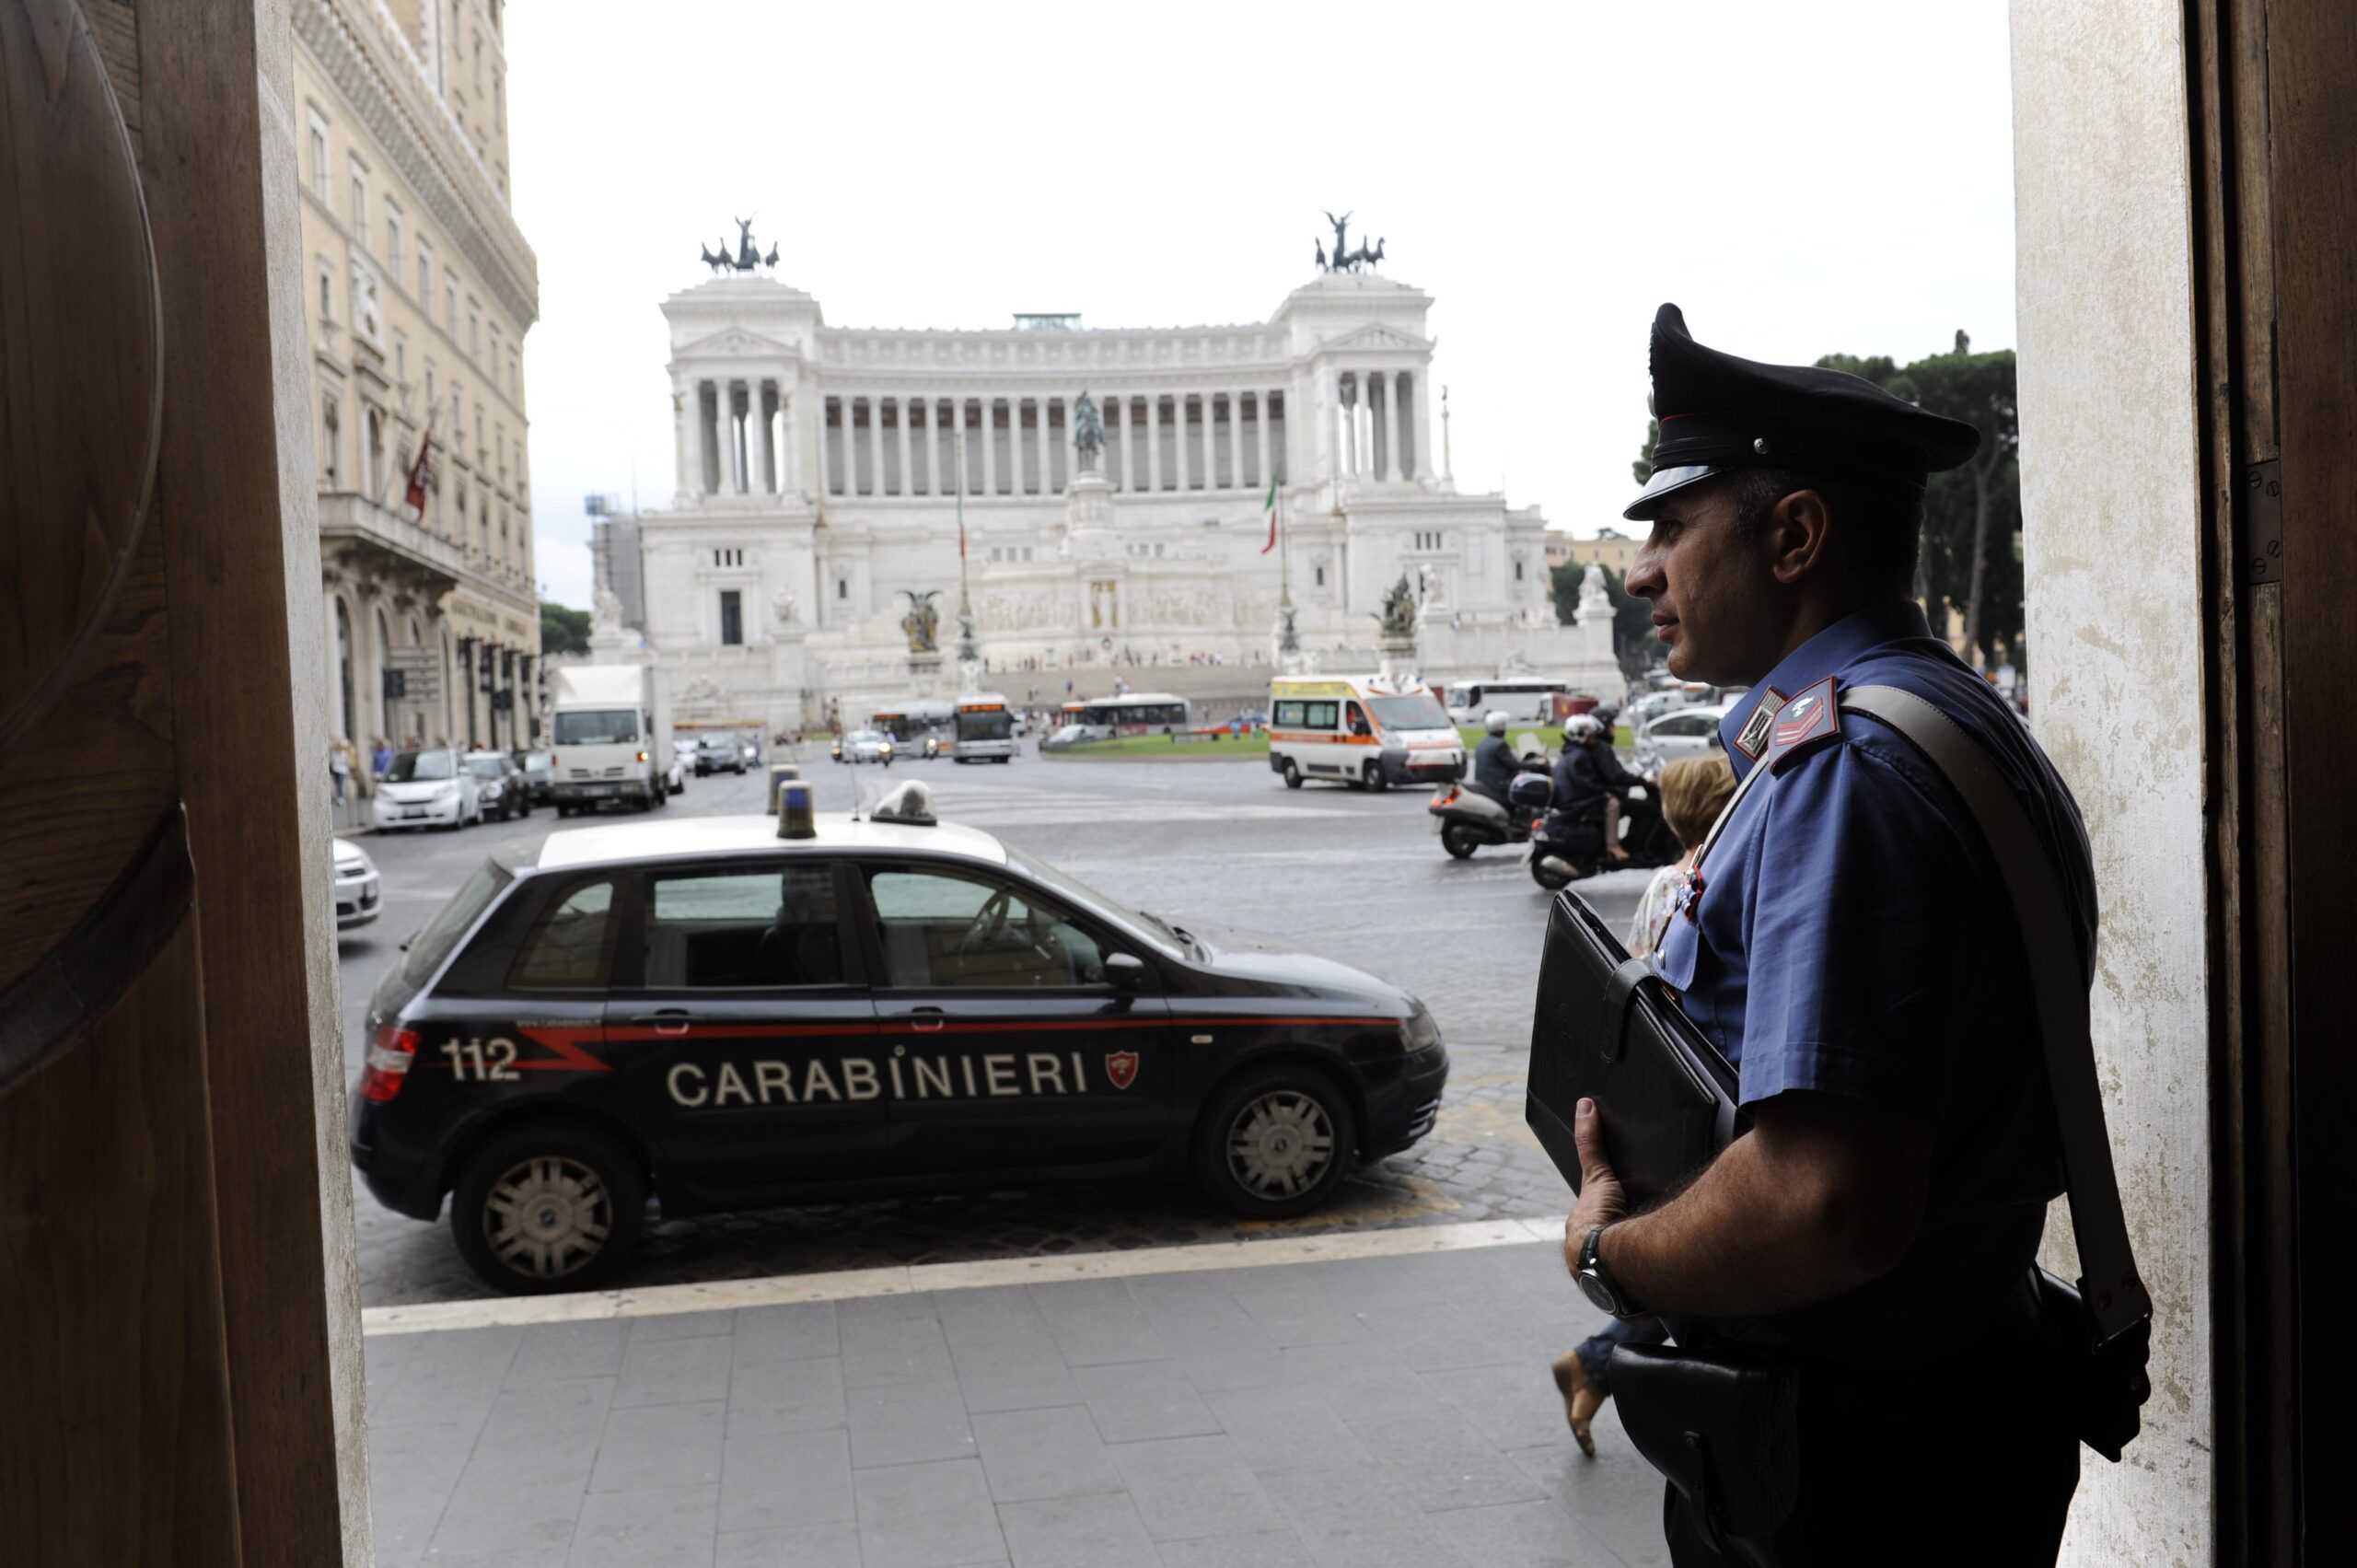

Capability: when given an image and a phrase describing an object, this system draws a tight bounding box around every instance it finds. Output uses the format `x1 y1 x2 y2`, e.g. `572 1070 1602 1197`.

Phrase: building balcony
317 490 464 600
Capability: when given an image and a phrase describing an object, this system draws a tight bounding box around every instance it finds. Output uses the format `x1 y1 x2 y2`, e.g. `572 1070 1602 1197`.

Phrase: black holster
1612 1342 1800 1567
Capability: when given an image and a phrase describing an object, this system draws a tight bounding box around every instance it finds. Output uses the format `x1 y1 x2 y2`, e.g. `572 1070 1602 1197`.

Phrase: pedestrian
1559 305 2105 1564
328 737 352 805
372 737 393 776
1548 751 1737 1455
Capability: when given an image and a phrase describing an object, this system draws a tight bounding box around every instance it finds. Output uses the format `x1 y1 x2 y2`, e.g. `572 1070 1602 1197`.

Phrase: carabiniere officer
1562 305 2099 1564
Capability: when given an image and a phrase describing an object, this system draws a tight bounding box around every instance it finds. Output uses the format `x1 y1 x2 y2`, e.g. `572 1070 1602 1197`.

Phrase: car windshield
553 708 638 745
1367 693 1452 730
699 735 735 749
851 731 883 744
401 859 512 986
385 749 455 782
466 756 505 777
1004 848 1182 958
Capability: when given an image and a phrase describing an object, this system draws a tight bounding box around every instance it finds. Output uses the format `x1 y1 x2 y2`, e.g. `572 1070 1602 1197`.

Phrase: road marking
358 1216 1566 1337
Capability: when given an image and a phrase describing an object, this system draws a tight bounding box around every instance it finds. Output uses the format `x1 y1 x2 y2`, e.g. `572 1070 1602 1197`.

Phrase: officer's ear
1766 488 1833 587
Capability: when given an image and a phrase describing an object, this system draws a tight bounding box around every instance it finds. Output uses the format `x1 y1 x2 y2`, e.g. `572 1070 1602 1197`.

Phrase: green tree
540 600 591 656
1633 417 1658 484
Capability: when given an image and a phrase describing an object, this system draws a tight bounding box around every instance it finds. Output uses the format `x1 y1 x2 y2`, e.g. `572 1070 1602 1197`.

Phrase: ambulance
1267 674 1466 792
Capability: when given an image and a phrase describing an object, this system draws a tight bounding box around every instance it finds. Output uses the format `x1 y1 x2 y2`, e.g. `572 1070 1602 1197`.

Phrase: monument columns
1256 390 1272 491
1147 393 1162 492
689 379 710 496
895 396 912 498
1383 370 1402 482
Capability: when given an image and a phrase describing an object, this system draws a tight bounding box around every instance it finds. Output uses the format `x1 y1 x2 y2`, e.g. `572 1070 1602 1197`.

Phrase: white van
1269 675 1465 793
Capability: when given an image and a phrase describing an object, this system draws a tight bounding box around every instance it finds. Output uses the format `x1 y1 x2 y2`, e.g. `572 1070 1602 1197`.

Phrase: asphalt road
336 746 1653 1306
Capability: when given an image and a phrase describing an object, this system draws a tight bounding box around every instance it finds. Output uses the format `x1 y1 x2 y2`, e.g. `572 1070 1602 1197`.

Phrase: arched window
333 598 354 742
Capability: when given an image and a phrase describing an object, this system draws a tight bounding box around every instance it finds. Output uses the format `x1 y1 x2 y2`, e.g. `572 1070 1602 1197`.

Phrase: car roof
533 812 1009 872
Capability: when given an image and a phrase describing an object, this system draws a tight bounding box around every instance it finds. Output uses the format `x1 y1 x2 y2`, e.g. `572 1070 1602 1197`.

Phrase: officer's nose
1626 537 1666 600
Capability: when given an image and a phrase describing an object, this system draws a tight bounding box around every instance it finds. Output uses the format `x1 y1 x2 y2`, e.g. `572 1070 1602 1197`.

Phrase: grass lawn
1040 731 1271 761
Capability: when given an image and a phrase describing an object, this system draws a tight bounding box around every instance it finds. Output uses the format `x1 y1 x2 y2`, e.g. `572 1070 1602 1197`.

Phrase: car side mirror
1103 952 1148 990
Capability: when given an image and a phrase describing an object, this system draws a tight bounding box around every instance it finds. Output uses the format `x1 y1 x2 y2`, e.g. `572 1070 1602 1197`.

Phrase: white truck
547 664 671 817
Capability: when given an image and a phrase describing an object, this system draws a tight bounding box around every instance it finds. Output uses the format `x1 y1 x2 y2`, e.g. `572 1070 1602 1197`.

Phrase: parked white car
370 747 482 831
331 837 380 930
1634 701 1737 775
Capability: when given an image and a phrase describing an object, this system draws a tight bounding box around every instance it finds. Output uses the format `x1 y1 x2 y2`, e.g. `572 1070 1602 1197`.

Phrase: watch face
1577 1272 1619 1315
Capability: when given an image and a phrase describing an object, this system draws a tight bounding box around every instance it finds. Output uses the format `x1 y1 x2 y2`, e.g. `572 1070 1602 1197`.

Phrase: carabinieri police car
351 783 1449 1294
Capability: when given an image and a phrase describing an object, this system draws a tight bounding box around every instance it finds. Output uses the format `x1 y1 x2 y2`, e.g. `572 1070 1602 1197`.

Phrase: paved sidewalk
364 1237 1669 1567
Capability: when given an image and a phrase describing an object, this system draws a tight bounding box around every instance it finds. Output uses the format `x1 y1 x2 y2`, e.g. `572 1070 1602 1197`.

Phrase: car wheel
449 1121 645 1295
1442 823 1480 860
1193 1062 1355 1219
1281 759 1303 791
1364 763 1388 794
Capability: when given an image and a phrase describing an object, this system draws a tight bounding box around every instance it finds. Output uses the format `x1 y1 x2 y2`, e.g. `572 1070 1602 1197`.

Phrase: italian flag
1260 470 1280 553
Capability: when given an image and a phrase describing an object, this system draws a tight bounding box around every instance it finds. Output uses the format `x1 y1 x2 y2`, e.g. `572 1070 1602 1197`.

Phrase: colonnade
1330 368 1431 483
817 389 1292 499
686 376 796 498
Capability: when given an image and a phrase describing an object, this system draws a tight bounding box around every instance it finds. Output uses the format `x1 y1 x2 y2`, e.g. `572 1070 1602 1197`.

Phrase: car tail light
361 1024 420 1103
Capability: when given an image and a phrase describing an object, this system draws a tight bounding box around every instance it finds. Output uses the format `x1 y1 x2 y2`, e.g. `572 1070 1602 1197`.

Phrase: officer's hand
1563 1098 1629 1268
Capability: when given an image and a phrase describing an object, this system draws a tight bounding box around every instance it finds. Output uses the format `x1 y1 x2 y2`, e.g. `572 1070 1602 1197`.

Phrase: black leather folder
1526 891 1740 1207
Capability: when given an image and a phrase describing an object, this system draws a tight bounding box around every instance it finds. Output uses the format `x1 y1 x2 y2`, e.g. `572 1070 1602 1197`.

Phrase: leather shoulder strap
1840 684 2151 1343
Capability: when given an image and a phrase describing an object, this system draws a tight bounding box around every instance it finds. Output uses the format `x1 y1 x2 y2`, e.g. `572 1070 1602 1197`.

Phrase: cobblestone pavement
341 749 1652 1307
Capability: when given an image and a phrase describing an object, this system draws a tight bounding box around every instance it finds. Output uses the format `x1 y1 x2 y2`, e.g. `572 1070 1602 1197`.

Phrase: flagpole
1275 470 1299 660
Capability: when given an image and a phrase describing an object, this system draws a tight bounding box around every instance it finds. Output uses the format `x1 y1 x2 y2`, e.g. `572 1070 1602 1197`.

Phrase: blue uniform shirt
1651 601 2096 1365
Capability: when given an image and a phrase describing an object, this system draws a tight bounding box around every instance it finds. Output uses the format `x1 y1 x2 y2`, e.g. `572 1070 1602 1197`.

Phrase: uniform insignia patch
1733 687 1785 760
1105 1051 1140 1090
1767 675 1841 771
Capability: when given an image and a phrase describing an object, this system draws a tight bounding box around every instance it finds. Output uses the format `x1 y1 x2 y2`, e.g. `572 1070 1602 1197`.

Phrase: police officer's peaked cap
1624 304 1982 520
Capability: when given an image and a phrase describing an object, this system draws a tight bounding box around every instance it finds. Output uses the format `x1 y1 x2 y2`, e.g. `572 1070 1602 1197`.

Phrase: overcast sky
508 1 2017 610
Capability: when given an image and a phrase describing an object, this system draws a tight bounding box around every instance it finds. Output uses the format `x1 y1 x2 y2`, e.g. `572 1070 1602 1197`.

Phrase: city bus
1078 693 1191 736
870 700 955 754
1442 676 1588 725
951 692 1017 763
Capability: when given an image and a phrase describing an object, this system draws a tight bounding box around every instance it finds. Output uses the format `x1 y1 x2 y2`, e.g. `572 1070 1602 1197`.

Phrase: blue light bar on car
776 782 817 840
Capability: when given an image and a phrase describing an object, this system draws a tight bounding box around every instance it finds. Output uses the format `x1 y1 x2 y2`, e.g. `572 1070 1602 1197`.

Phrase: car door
606 859 884 1194
853 859 1178 1176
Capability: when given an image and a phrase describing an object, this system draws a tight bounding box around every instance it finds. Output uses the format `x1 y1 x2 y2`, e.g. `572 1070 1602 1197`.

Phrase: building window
1314 564 1326 587
837 578 848 600
488 324 501 383
416 238 433 303
718 589 743 646
467 297 480 357
444 273 459 336
320 396 342 486
393 331 408 386
317 259 335 323
385 202 403 273
308 112 329 202
713 548 745 568
348 157 369 247
508 347 521 397
1515 559 1525 581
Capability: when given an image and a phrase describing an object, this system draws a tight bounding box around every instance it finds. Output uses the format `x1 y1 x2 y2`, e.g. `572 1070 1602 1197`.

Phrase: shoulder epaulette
1765 675 1842 772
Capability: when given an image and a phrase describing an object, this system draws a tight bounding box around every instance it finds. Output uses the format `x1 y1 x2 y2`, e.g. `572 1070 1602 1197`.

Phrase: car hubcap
1226 1091 1335 1199
484 1155 611 1280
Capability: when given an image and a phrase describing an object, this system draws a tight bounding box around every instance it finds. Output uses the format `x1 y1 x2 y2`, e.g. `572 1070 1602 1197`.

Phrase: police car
350 784 1449 1294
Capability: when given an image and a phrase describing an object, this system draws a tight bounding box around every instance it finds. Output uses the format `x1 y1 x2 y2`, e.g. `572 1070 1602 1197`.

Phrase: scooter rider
1470 711 1518 802
1554 714 1647 863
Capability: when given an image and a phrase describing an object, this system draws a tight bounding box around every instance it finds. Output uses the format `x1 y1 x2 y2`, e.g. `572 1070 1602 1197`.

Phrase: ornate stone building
629 234 1589 731
295 0 540 761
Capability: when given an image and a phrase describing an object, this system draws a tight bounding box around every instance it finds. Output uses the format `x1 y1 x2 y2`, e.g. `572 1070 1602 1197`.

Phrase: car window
864 866 1108 989
643 864 846 989
466 756 505 777
386 749 456 782
510 879 617 990
553 708 638 745
402 859 511 985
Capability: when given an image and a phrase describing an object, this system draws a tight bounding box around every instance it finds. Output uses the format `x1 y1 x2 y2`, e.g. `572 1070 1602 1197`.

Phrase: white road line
359 1216 1564 1337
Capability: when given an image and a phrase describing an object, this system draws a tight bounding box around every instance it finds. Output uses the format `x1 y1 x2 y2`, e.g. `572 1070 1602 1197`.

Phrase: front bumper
1359 1041 1451 1158
1379 749 1467 784
333 871 380 928
554 780 653 805
372 794 462 829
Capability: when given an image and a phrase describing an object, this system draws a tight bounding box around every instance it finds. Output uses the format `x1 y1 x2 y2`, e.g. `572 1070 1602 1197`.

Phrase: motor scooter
1427 763 1553 859
1527 784 1682 889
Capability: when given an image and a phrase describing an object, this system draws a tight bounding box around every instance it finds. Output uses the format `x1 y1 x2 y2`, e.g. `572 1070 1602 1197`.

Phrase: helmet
1484 710 1510 735
1564 714 1606 744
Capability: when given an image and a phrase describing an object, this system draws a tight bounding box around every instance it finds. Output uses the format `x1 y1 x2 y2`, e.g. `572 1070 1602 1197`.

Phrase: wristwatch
1575 1225 1647 1320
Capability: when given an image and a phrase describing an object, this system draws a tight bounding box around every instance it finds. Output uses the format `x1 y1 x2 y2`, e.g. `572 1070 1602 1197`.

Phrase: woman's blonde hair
1659 753 1738 852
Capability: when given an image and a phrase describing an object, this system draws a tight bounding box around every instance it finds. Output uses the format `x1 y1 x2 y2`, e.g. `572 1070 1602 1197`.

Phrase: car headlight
1400 1000 1442 1051
435 781 461 798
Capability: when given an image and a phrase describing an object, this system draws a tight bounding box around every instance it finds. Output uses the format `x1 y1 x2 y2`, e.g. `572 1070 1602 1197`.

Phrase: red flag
403 420 435 514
